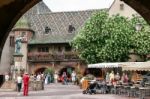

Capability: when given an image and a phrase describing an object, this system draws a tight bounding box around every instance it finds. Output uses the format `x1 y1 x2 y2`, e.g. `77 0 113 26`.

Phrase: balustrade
28 52 79 61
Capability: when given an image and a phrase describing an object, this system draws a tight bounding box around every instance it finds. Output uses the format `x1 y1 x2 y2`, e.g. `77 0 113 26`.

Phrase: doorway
0 75 4 87
59 66 75 79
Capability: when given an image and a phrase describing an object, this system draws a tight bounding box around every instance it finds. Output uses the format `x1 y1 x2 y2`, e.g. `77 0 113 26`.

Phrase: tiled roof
25 1 51 15
23 2 106 44
13 17 31 30
29 33 76 44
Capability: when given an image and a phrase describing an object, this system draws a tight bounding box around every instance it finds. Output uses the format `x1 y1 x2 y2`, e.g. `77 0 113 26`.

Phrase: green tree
71 11 150 64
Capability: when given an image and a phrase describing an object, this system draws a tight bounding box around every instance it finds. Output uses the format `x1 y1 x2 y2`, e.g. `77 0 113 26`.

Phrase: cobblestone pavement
0 83 140 99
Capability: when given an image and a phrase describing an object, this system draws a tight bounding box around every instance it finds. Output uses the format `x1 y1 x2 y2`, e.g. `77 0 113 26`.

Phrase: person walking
17 74 22 95
23 72 30 96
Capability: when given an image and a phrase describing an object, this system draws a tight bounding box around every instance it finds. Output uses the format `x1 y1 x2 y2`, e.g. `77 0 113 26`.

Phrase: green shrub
44 67 54 74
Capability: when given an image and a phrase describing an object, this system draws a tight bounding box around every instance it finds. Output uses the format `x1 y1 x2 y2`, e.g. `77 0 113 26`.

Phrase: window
45 26 51 34
58 46 62 52
21 32 26 37
120 4 124 10
10 36 15 47
28 48 31 53
65 46 72 51
38 47 49 52
68 25 75 33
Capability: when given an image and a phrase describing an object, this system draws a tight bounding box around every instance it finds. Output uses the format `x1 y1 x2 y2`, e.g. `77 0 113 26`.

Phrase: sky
43 0 114 12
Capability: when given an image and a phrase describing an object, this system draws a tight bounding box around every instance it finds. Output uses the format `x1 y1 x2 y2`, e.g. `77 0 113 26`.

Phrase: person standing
17 74 22 95
5 73 9 81
54 72 58 83
109 71 115 84
105 72 110 83
71 71 76 84
124 73 129 83
62 72 67 85
23 72 30 96
41 73 45 90
115 72 120 84
121 73 128 83
45 74 48 84
36 73 41 81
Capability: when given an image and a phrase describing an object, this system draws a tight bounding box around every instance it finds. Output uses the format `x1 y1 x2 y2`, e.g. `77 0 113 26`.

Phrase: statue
15 37 22 53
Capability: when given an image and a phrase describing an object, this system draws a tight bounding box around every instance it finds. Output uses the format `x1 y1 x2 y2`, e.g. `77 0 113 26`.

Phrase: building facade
0 0 145 81
9 2 101 77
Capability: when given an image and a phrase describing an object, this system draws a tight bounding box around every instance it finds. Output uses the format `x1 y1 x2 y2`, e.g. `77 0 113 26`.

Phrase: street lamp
135 23 142 31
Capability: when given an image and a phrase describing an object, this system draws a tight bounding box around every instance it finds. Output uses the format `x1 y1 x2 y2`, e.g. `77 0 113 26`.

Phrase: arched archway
59 66 75 79
34 67 47 75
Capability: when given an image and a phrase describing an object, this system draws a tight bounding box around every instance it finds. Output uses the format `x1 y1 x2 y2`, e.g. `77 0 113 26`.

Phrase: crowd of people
105 71 129 85
13 70 77 96
60 70 77 85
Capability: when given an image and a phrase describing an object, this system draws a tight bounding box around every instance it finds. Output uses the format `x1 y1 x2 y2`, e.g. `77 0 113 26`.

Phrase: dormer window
120 4 124 10
45 26 51 34
68 25 75 33
21 32 26 37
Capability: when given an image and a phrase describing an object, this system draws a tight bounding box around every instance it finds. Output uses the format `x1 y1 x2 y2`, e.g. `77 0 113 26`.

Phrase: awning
88 62 150 71
122 62 150 71
88 63 121 68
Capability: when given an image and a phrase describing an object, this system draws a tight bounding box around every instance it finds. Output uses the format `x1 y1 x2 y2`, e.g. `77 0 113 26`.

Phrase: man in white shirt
17 74 22 95
36 74 41 81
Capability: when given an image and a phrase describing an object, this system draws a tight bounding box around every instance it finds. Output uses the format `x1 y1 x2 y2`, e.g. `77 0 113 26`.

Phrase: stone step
0 88 15 92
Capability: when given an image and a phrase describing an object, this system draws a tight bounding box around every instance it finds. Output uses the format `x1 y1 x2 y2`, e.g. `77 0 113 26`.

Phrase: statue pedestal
13 53 23 62
0 80 16 91
13 53 24 79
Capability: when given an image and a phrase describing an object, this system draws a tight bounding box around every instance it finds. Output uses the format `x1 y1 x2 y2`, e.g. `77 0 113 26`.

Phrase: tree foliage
71 11 150 64
131 16 150 58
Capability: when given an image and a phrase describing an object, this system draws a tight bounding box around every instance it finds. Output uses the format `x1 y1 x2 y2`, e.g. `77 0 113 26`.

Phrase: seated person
140 78 147 87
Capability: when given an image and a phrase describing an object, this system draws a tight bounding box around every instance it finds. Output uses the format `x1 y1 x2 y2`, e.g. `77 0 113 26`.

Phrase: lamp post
135 23 142 31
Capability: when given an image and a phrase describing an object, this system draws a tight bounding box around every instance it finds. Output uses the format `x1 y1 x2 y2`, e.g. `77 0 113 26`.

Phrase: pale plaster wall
109 0 138 18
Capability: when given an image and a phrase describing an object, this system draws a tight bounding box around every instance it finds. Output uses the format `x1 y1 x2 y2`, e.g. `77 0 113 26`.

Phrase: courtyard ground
0 83 145 99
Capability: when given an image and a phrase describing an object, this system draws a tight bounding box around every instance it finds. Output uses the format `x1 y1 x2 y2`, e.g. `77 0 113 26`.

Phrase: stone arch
33 66 49 74
122 0 150 24
58 66 75 78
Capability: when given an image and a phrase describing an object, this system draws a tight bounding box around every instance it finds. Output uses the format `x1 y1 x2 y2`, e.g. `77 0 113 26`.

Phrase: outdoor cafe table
139 87 150 99
114 84 122 94
106 84 113 93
